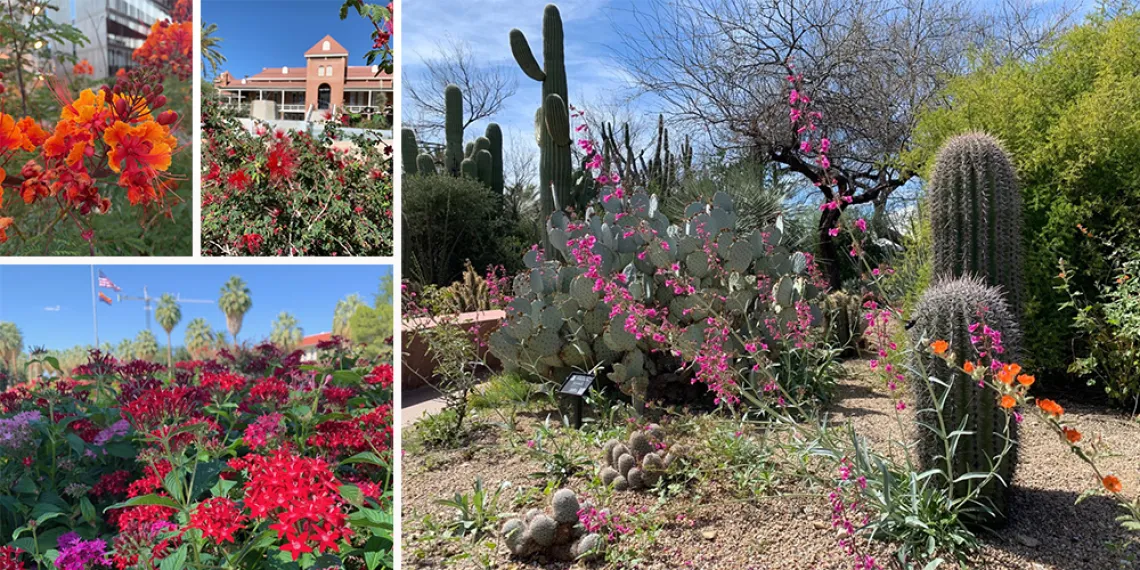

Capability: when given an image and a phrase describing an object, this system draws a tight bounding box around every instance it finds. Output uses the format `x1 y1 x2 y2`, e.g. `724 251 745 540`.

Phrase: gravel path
402 361 1140 569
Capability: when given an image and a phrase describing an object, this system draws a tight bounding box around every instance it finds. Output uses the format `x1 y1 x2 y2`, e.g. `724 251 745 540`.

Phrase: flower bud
153 95 167 109
157 110 178 126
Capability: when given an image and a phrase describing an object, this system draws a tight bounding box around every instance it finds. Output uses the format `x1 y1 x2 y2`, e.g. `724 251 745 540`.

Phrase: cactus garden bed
401 363 1140 569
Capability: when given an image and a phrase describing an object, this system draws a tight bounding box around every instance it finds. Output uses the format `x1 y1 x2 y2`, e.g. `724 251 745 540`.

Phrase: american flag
97 271 121 292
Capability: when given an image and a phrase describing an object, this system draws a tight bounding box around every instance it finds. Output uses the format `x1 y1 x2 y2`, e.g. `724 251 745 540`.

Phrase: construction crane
118 286 214 331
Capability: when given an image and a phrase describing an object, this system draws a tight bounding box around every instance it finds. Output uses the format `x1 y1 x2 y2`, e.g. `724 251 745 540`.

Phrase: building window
282 66 288 74
322 40 330 51
318 84 331 110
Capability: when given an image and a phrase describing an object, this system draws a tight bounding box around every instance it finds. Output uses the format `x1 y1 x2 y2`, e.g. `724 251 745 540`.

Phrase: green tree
0 1 86 116
909 7 1140 376
270 312 303 351
115 338 134 361
349 275 394 361
184 317 214 359
333 293 365 337
201 22 227 79
133 330 160 362
218 276 252 347
155 293 183 368
0 322 23 387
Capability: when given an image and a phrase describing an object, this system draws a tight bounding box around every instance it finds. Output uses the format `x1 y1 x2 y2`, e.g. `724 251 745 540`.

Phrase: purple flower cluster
92 419 130 447
55 532 109 570
0 411 42 451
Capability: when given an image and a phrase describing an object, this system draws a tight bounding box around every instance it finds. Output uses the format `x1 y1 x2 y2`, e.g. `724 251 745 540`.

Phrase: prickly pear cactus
486 186 823 409
911 276 1021 525
499 488 603 561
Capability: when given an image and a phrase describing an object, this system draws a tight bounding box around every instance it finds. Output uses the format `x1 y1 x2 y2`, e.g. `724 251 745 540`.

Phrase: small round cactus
528 514 556 547
629 431 653 460
500 488 600 561
616 453 636 477
552 488 580 524
600 427 682 492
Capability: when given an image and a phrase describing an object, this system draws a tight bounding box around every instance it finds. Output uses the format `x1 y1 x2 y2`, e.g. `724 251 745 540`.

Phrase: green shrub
909 9 1140 375
402 175 523 286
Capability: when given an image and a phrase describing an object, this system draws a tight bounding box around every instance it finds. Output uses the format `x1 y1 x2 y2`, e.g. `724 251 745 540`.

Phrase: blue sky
0 265 392 350
402 0 1094 172
202 0 383 79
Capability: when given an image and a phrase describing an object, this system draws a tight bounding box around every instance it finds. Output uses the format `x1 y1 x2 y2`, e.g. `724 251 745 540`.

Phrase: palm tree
133 331 160 362
0 322 23 386
270 312 303 351
155 294 183 368
201 23 227 79
218 276 252 348
184 318 214 359
333 294 364 337
116 339 134 360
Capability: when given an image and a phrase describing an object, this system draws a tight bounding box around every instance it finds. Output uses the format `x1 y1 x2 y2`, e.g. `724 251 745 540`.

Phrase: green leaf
12 476 37 495
331 370 362 385
79 497 97 524
340 452 388 468
339 484 364 508
160 544 188 570
105 441 136 458
312 554 345 569
104 494 182 512
191 461 227 501
65 432 87 455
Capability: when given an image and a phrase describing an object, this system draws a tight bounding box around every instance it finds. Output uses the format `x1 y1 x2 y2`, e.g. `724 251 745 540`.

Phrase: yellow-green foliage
907 8 1140 373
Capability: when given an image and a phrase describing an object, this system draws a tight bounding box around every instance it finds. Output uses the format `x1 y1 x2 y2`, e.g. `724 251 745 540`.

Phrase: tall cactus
401 128 419 176
929 132 1023 316
485 123 504 194
510 4 571 244
911 276 1021 525
444 84 465 175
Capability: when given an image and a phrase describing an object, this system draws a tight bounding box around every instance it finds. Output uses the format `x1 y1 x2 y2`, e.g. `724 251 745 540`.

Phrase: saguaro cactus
510 4 571 237
485 123 504 194
401 128 419 176
928 132 1023 316
911 276 1021 525
443 84 465 175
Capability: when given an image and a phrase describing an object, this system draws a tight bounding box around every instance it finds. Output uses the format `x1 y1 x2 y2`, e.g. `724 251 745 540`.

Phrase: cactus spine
401 128 419 176
928 132 1023 316
911 277 1020 525
510 4 571 246
444 84 464 175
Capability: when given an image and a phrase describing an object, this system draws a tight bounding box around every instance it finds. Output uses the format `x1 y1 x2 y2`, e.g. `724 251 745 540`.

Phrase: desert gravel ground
402 361 1140 569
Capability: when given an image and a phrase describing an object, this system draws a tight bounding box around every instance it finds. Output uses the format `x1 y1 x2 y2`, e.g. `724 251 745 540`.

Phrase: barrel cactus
499 488 602 561
911 276 1021 524
486 186 823 411
928 132 1023 317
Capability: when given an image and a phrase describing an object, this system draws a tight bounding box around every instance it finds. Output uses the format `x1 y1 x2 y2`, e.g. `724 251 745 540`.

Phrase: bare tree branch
405 37 518 139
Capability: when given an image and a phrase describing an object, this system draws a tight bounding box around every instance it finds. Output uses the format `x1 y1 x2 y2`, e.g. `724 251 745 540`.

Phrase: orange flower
963 361 976 374
0 113 29 151
103 120 176 174
1103 475 1123 494
1037 398 1064 418
997 363 1023 385
999 395 1016 409
931 340 949 355
73 59 94 75
61 89 110 132
44 120 94 167
1062 426 1081 444
1017 374 1035 387
0 217 12 244
17 117 48 148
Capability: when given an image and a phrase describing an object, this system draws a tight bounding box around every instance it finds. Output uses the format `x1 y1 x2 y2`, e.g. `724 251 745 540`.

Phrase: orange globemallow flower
1103 475 1123 494
999 395 1017 409
1037 398 1064 418
1062 426 1081 444
103 120 176 174
963 361 976 374
997 363 1022 385
931 340 949 355
1017 374 1035 387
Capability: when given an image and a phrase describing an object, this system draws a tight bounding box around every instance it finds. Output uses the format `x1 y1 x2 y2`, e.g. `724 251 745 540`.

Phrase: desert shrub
909 8 1140 375
1059 241 1140 410
470 373 537 411
435 478 505 540
200 98 394 256
402 174 523 286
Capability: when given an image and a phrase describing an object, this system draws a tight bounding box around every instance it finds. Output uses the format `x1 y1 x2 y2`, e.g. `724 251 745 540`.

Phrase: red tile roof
299 332 334 347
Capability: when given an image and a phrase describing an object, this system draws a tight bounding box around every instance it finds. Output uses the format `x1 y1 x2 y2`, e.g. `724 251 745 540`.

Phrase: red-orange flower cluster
133 20 192 80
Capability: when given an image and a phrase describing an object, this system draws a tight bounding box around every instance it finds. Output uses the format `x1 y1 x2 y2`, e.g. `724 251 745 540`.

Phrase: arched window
322 40 330 51
317 66 324 77
282 66 288 74
317 84 331 110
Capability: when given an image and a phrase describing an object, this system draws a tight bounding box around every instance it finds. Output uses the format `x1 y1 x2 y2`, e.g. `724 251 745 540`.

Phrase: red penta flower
364 364 394 388
189 497 247 543
248 377 290 407
199 371 247 393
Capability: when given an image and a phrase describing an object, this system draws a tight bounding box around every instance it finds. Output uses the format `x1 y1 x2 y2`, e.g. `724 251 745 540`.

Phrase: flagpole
91 265 99 347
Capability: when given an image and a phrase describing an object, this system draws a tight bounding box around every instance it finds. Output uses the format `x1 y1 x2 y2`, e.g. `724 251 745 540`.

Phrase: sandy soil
402 360 1140 570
